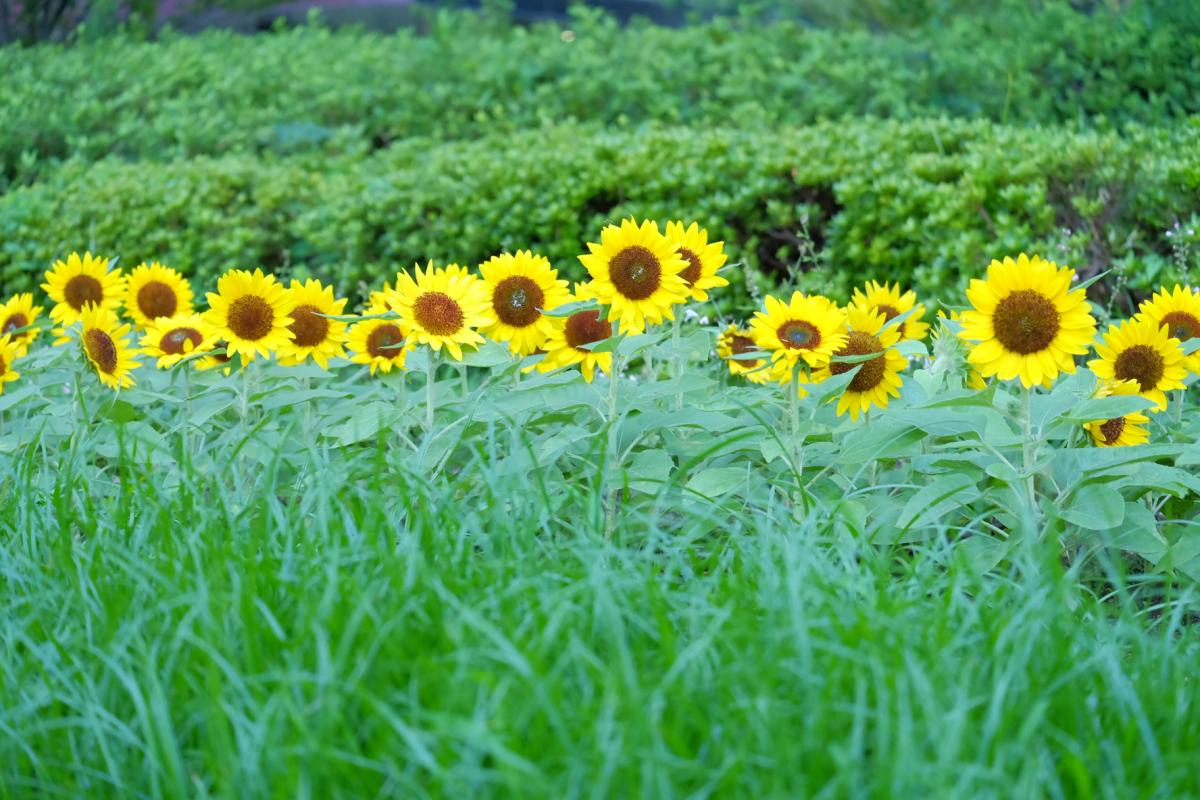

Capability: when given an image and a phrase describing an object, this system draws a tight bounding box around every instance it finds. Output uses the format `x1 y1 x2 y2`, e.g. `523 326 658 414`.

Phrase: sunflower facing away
717 324 771 384
196 341 236 375
749 292 848 377
533 285 614 383
1088 316 1186 411
665 221 729 303
1084 379 1151 448
850 280 930 342
124 262 194 328
1137 284 1200 375
77 305 138 390
959 254 1096 388
0 293 44 357
141 313 217 369
276 279 349 369
386 262 493 361
479 251 570 355
204 268 296 362
934 310 986 390
812 305 907 420
579 218 690 334
42 252 125 340
347 304 410 375
0 335 22 394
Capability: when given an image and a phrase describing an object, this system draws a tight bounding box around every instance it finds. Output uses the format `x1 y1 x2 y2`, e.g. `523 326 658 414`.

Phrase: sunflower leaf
541 300 600 318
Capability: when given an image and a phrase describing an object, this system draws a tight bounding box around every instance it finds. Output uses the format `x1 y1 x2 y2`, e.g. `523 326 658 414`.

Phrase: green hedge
1 119 1198 309
2 1 1199 188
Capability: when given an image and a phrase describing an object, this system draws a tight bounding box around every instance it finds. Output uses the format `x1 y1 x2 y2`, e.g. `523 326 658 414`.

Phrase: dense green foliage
2 1 1199 188
2 120 1198 307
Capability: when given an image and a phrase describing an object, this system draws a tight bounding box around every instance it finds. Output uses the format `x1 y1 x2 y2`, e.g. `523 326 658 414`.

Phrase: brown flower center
84 329 118 374
992 290 1061 354
565 310 612 351
2 313 28 339
777 320 821 350
413 292 464 336
211 341 232 364
830 330 887 392
227 295 274 341
136 281 178 320
1113 344 1165 392
160 327 203 355
678 247 702 287
875 304 901 321
0 355 6 376
492 276 544 328
288 304 329 348
366 323 405 358
609 246 662 300
1159 311 1200 342
730 334 759 369
64 275 104 311
1099 416 1125 445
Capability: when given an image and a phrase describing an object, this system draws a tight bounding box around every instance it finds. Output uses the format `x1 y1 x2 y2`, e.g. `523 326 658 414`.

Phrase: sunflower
77 305 138 390
958 254 1096 388
717 324 771 384
0 335 22 394
579 218 690 334
386 261 493 361
369 264 480 311
347 305 410 375
1087 316 1186 411
140 313 217 369
479 251 570 355
533 285 614 383
0 293 43 357
748 292 847 377
850 280 930 342
275 279 349 369
811 305 907 420
204 268 296 362
42 252 125 341
1136 284 1200 375
123 262 194 328
665 221 729 303
934 310 986 390
196 342 236 375
1084 379 1151 448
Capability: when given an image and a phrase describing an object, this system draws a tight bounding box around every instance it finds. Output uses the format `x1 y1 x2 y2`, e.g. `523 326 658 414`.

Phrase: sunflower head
1084 379 1151 447
140 313 218 369
959 253 1097 388
348 304 410 375
0 335 22 393
124 262 194 328
665 221 729 303
204 268 296 362
812 305 907 420
1137 284 1200 375
533 284 614 383
0 293 44 357
386 262 493 361
579 218 690 334
933 309 987 390
850 279 929 342
276 279 349 369
42 252 125 332
717 324 770 383
748 291 847 373
1088 316 1187 412
479 251 571 355
77 305 138 390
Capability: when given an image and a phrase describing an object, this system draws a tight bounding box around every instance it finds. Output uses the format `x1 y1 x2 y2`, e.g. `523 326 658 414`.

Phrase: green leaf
1062 483 1125 530
685 467 747 499
896 473 980 531
627 449 674 493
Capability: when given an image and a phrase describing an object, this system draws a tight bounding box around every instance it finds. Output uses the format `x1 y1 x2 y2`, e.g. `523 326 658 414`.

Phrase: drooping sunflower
1088 316 1186 411
850 280 930 342
479 251 570 355
1084 379 1151 448
811 305 907 420
204 268 296 362
141 313 218 369
579 218 690 334
748 292 847 377
717 324 771 384
347 305 410 375
386 262 493 361
42 252 125 340
665 221 729 303
123 262 194 328
0 293 44 357
934 310 986 390
1137 284 1200 375
77 305 138 390
533 285 614 383
276 279 349 369
959 253 1096 388
0 335 22 394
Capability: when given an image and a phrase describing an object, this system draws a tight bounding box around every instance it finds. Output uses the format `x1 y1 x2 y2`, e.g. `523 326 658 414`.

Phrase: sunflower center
731 334 759 368
2 313 28 337
137 281 178 320
161 327 203 355
1099 417 1125 445
64 275 104 311
227 296 274 341
289 304 329 348
609 246 662 300
875 304 901 321
565 310 612 351
1159 311 1200 342
1114 344 1165 391
492 276 544 328
830 331 887 392
413 292 464 336
0 355 6 376
678 248 703 287
211 342 232 364
366 324 405 358
84 329 118 374
991 290 1061 354
777 320 821 350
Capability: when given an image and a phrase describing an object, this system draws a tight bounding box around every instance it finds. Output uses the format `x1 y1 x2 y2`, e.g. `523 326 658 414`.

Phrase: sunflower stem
459 361 470 399
426 349 438 432
788 361 805 493
182 365 193 452
1173 388 1184 433
1021 385 1041 534
672 313 684 411
239 358 251 427
604 350 623 540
